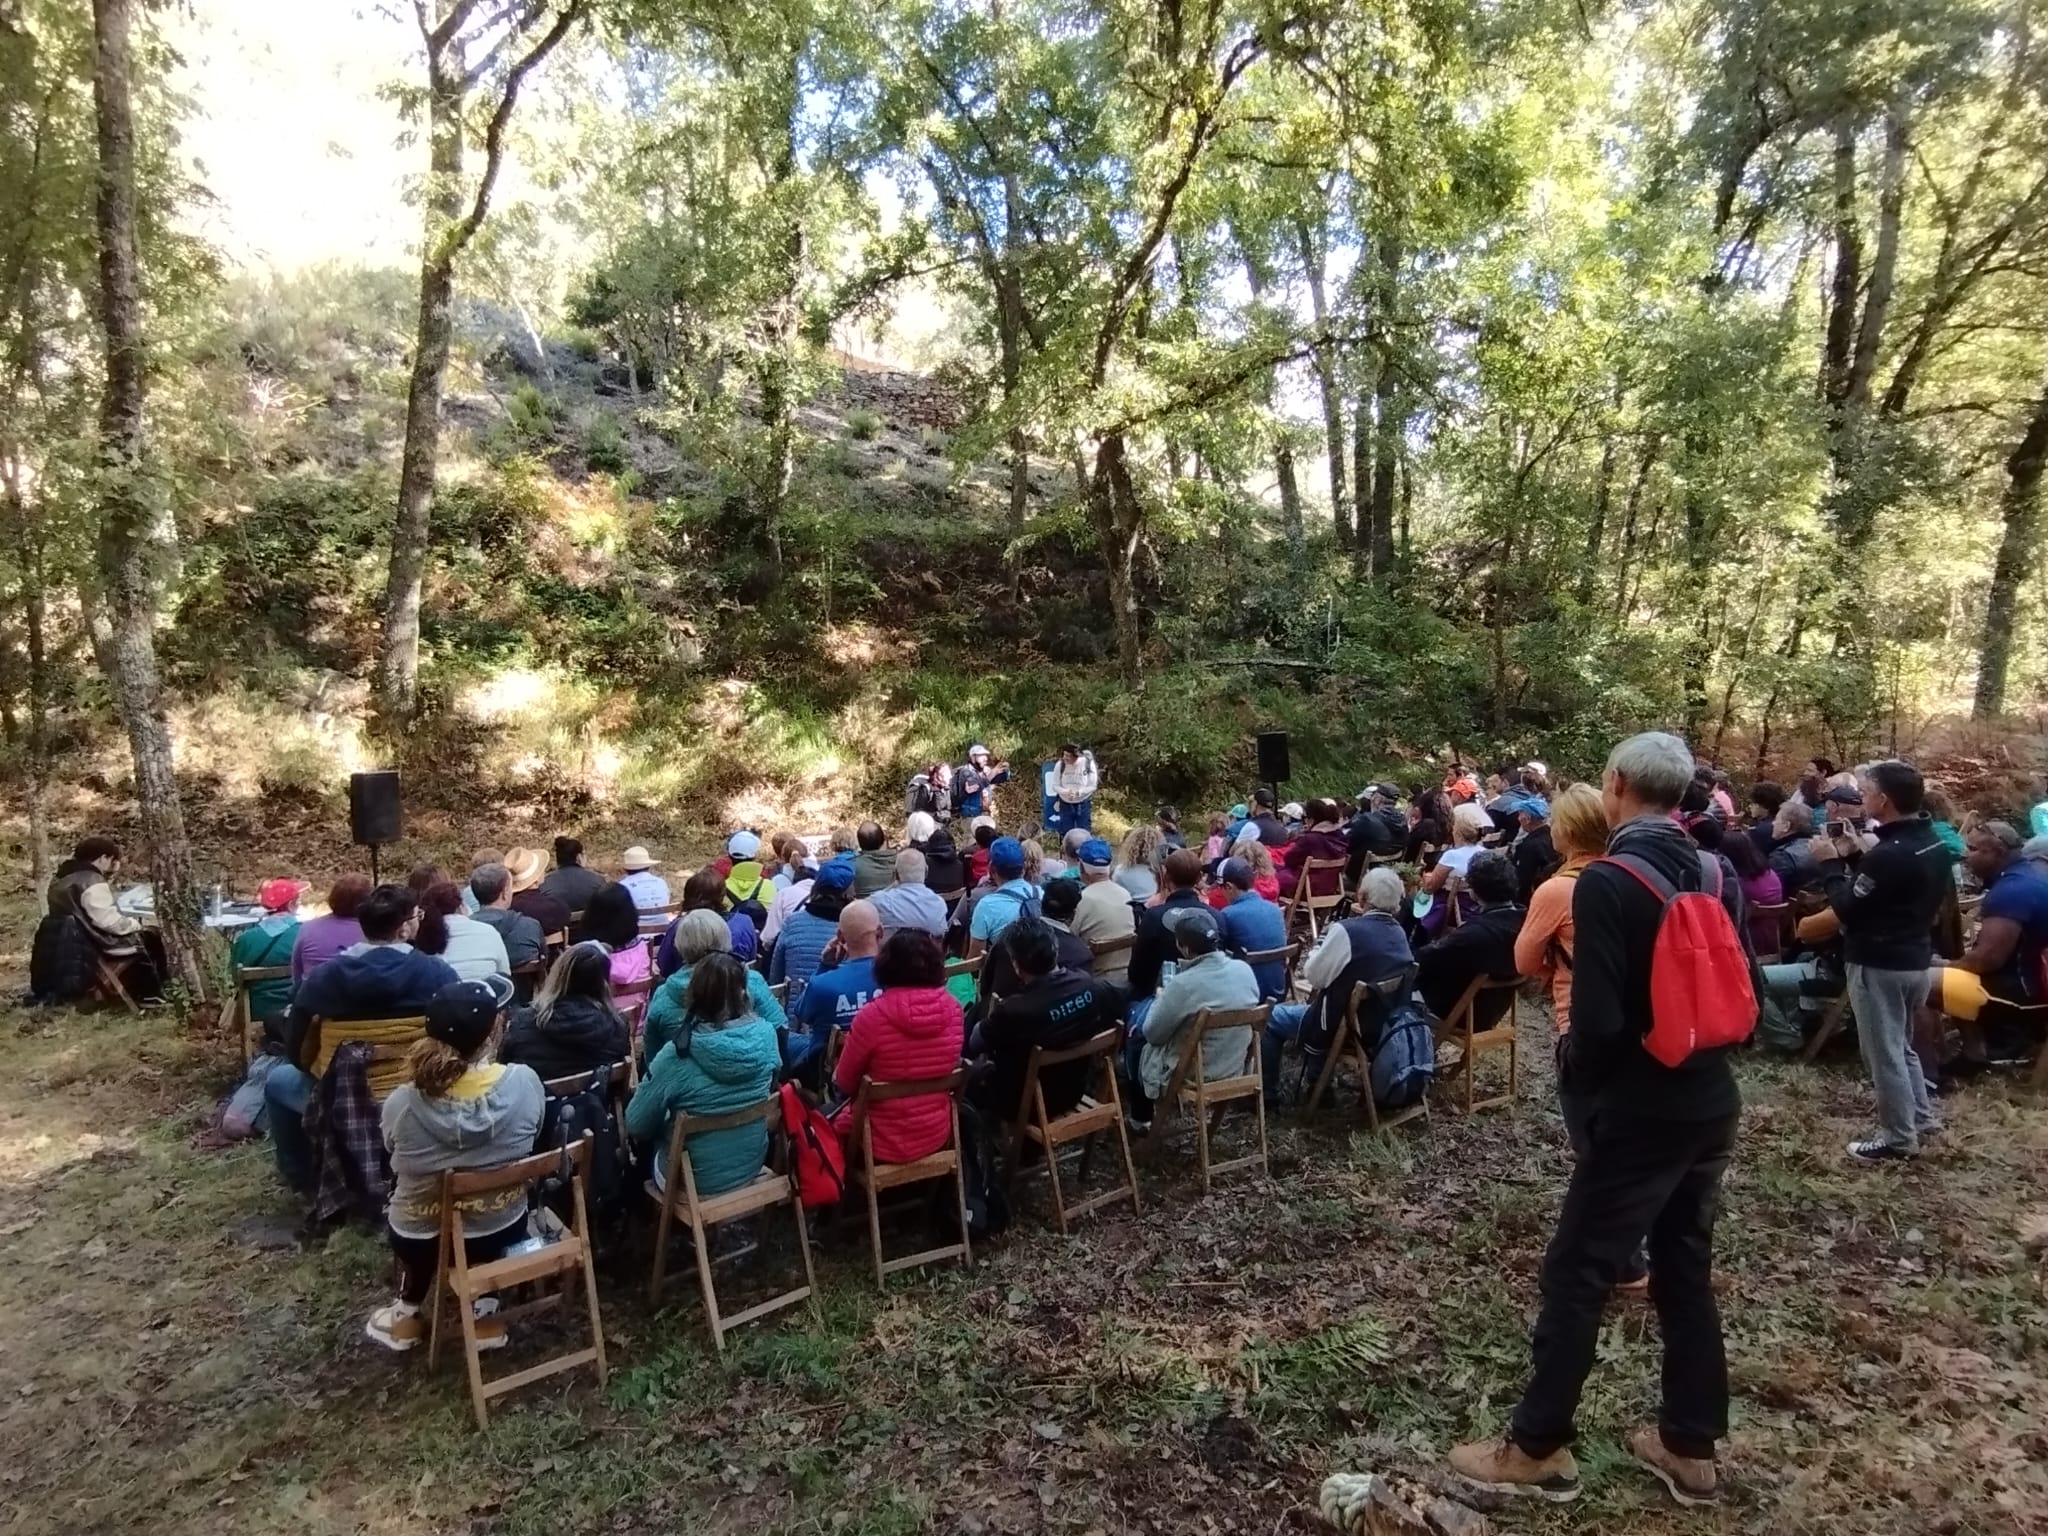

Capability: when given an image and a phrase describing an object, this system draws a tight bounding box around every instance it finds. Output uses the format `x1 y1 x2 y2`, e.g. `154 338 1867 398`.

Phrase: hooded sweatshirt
284 944 459 1069
500 994 632 1083
382 1063 546 1240
724 861 773 910
642 964 787 1061
626 1018 781 1195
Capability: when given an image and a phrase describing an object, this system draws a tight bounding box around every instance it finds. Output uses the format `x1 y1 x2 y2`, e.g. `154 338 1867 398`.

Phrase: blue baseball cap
813 853 856 891
1077 837 1113 869
989 836 1025 877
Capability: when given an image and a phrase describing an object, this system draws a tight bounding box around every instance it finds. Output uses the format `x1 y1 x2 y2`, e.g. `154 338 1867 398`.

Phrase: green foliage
844 406 882 441
584 412 628 473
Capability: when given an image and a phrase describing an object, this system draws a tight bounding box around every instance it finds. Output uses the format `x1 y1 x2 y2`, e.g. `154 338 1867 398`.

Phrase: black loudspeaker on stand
349 770 402 885
1256 730 1291 788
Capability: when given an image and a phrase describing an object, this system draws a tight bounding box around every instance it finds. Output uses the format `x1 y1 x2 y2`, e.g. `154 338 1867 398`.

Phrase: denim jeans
1121 999 1153 1121
264 1062 315 1193
1048 801 1093 835
1260 1003 1316 1102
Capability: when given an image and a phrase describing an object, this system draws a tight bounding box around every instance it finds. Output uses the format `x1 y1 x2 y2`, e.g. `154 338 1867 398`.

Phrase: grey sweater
1136 951 1260 1099
381 1063 546 1241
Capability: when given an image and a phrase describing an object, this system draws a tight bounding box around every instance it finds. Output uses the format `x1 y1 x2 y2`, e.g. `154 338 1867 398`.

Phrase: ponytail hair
407 1035 469 1097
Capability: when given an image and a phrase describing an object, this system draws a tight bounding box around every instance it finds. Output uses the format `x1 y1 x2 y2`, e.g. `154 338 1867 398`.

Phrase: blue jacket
768 908 837 1005
788 955 881 1063
1215 890 1288 998
626 1018 781 1196
285 943 458 1068
643 964 786 1061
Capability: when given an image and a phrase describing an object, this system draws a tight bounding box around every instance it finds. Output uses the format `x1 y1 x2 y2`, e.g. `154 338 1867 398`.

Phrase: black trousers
1558 1088 1647 1286
1511 1107 1738 1461
388 1223 524 1304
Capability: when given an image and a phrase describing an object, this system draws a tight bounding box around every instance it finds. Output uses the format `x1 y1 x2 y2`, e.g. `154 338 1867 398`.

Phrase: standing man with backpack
1450 731 1752 1510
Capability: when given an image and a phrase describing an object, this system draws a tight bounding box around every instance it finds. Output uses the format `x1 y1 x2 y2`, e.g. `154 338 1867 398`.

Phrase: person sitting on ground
269 884 460 1195
455 848 502 914
1122 906 1259 1130
504 847 572 938
44 836 166 996
366 976 544 1354
1128 848 1208 1005
1923 786 1966 859
230 878 306 1022
870 848 950 939
1070 838 1137 979
848 821 895 898
1512 785 1607 1035
655 866 756 977
626 953 781 1197
974 878 1092 1024
413 881 512 983
581 880 653 987
643 909 786 1060
1923 819 2048 1072
965 837 1040 957
1113 825 1165 902
1246 786 1289 847
1280 798 1350 901
468 863 544 974
1415 849 1527 1021
968 915 1127 1124
920 825 967 901
1510 795 1560 902
617 845 670 928
1723 831 1785 957
831 930 965 1162
500 941 632 1082
1211 857 1289 999
539 836 607 914
292 873 371 984
787 899 884 1073
1260 867 1411 1103
1344 784 1405 884
768 854 855 1007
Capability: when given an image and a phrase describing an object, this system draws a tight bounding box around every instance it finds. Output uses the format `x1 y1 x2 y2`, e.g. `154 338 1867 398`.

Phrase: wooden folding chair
309 1015 430 1101
542 929 569 955
542 1063 632 1155
1303 967 1426 1132
1749 902 1790 964
934 889 966 915
1443 874 1467 929
1283 859 1349 944
224 964 292 1062
1160 1004 1271 1193
1088 931 1136 976
846 1069 972 1287
91 952 142 1014
1801 990 1854 1062
1433 975 1521 1114
944 955 984 983
644 1097 817 1349
769 980 790 1008
614 974 656 1035
1006 1029 1140 1233
427 1135 608 1430
1241 943 1303 1003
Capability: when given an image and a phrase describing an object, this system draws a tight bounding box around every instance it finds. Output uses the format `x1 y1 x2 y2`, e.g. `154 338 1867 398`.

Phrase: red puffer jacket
832 984 964 1164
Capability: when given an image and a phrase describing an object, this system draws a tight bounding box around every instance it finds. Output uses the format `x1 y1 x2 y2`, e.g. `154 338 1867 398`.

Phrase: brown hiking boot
1447 1434 1581 1502
1629 1427 1720 1507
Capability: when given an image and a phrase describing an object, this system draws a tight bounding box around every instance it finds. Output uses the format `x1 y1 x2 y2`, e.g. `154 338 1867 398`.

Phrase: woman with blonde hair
500 941 631 1081
1512 784 1608 1035
1114 824 1165 902
1209 835 1280 907
1415 801 1493 933
368 977 545 1353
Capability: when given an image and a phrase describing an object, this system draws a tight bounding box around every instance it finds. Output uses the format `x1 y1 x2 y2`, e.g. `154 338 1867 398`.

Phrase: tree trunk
1370 355 1399 580
2 481 52 890
1088 433 1145 683
376 53 464 728
1576 434 1617 606
1294 220 1350 545
1610 436 1661 620
1680 438 1714 738
1973 378 2048 718
1490 523 1514 735
1351 388 1374 579
1846 100 1908 415
91 0 205 997
1821 119 1862 419
1240 248 1302 555
1753 611 1806 782
753 41 803 581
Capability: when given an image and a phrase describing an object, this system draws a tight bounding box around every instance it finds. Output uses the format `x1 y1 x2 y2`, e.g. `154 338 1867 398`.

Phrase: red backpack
777 1082 846 1208
1601 850 1757 1066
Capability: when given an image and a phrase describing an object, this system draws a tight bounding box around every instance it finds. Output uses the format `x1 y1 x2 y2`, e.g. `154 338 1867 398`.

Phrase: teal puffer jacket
625 1016 781 1196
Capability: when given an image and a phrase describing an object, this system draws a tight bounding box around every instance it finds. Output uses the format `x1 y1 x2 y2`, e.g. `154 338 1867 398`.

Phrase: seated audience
406 863 446 898
1765 800 1827 895
1113 825 1164 901
1203 813 1231 864
769 854 855 1006
763 853 816 946
504 847 573 937
1745 781 1788 854
871 848 949 938
722 831 775 920
1128 849 1208 1003
655 866 756 975
292 873 372 984
501 941 632 1081
967 819 998 886
904 811 939 849
967 837 1040 956
969 916 1127 1122
539 836 608 914
1724 833 1785 956
366 976 544 1353
1925 819 2048 1067
1280 799 1350 899
852 821 896 898
1260 867 1411 1102
1122 906 1259 1129
1509 797 1560 901
458 846 503 913
766 830 810 893
44 836 165 996
1415 849 1527 1020
414 880 512 982
787 899 884 1071
643 909 786 1060
1512 785 1608 1034
468 863 544 973
1404 787 1448 867
1070 838 1137 979
1156 805 1187 851
1211 857 1288 999
269 884 459 1195
626 954 781 1195
920 826 968 900
832 931 966 1162
1344 784 1405 883
1416 802 1493 934
1924 787 1965 859
231 878 306 1020
619 845 670 928
581 880 653 986
1247 786 1289 846
975 878 1091 1022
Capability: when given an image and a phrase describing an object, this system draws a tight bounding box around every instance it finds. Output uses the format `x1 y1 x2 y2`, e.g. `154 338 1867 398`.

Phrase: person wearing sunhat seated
366 976 545 1354
229 878 306 1023
618 844 670 928
503 847 572 938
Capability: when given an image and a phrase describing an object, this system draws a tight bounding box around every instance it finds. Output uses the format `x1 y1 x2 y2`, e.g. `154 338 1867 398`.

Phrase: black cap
424 976 514 1054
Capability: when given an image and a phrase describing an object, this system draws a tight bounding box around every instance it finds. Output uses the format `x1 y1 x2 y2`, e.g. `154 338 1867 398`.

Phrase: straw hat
621 845 660 871
503 847 545 892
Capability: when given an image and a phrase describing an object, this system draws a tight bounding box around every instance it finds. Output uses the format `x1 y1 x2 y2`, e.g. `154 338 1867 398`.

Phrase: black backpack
536 1064 627 1224
936 1098 1010 1239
